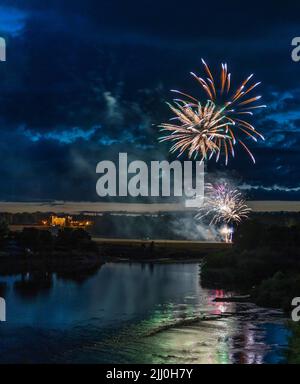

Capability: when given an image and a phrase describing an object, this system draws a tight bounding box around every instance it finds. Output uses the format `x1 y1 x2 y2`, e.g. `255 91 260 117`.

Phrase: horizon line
0 200 300 213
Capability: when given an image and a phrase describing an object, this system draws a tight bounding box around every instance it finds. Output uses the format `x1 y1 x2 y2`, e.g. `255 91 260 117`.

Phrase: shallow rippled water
0 262 290 363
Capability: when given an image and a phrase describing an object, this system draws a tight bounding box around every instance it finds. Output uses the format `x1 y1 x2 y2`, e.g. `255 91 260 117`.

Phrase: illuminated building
51 216 67 226
42 215 92 228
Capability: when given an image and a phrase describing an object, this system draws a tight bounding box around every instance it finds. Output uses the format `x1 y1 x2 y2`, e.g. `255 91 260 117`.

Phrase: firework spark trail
159 100 232 160
196 183 252 225
160 60 266 164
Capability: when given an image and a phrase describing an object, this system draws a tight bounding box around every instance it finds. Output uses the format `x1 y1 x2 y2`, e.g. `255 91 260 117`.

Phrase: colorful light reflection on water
0 263 290 363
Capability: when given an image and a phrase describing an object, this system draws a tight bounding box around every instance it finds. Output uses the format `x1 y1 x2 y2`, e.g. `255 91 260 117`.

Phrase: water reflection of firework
160 59 266 164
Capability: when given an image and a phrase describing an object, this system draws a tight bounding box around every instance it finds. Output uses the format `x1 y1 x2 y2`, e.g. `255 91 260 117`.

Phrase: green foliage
18 228 53 251
202 218 300 311
253 272 300 312
286 323 300 364
0 220 9 242
234 219 265 249
56 228 95 251
17 227 96 254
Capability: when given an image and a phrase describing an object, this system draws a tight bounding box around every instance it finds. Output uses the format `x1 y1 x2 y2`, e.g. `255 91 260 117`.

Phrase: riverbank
1 221 299 314
201 219 300 313
0 252 104 278
0 232 228 275
96 237 230 262
0 226 103 278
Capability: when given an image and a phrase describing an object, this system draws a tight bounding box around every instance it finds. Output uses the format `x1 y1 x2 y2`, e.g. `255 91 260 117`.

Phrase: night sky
1 0 300 201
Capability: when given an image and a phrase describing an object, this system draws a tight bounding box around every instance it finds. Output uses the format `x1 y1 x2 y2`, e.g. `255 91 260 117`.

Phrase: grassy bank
201 219 300 312
0 225 103 277
201 218 300 357
95 237 230 262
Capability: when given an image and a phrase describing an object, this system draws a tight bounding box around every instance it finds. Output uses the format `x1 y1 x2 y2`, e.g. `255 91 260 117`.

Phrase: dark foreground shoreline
0 234 218 278
0 233 299 363
0 223 299 314
0 252 104 278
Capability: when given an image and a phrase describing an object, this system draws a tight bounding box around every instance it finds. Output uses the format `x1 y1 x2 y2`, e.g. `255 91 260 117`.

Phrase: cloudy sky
0 0 300 201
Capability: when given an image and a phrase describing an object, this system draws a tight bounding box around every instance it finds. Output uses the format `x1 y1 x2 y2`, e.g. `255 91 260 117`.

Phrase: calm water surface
0 262 290 363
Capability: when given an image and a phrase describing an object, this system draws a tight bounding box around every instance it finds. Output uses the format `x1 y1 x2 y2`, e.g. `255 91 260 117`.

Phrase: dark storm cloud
7 0 300 38
1 0 300 200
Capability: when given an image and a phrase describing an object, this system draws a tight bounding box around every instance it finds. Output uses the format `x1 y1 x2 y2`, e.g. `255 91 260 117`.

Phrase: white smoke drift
170 217 220 241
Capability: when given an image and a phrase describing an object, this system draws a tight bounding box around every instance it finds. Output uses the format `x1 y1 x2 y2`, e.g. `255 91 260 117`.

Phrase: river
0 262 290 363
